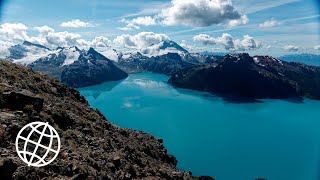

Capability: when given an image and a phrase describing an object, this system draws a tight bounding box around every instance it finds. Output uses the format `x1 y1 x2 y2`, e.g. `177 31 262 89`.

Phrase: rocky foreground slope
169 53 320 100
0 60 193 179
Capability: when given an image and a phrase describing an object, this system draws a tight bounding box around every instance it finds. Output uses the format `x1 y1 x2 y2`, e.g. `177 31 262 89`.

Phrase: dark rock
62 164 74 177
0 159 18 179
0 90 44 112
71 174 87 180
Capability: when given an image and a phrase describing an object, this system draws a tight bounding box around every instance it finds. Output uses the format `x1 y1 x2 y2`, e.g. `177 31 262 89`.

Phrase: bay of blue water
78 73 320 180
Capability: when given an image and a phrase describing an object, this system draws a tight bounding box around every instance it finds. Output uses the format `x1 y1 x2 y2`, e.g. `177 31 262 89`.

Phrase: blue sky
0 0 319 56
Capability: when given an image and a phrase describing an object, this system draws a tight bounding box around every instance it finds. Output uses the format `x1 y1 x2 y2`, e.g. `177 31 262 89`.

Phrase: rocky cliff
0 60 192 179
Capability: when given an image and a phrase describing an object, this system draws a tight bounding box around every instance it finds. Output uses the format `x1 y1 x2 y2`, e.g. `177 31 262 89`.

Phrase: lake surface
78 73 320 180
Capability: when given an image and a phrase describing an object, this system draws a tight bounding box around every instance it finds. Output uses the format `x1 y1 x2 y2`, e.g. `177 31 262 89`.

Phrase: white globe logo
15 122 61 167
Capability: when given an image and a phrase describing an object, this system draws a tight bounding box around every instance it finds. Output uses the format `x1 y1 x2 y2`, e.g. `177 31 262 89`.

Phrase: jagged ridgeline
7 41 128 88
0 61 194 179
169 53 320 100
5 40 225 88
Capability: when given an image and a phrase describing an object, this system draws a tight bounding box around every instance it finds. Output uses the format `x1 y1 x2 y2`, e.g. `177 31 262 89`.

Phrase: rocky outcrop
0 90 44 112
169 53 320 100
0 60 192 179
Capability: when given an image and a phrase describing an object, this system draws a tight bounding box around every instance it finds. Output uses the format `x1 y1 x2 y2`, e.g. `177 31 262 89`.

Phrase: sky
0 0 319 56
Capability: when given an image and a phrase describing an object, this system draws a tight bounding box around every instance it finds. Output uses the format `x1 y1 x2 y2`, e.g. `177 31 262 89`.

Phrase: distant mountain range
5 41 128 88
117 42 224 75
2 40 320 100
279 54 320 66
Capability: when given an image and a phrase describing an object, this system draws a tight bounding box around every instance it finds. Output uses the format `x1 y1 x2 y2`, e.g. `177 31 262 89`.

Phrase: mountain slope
141 53 195 76
61 48 128 87
118 53 195 76
169 53 320 100
29 47 128 88
8 41 53 65
0 60 192 179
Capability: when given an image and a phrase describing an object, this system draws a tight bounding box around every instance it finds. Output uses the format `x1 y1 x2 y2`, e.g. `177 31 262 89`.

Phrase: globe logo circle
15 122 61 167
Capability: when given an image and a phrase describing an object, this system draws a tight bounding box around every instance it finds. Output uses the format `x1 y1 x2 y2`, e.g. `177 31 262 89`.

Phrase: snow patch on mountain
61 47 81 66
10 42 52 65
99 49 120 62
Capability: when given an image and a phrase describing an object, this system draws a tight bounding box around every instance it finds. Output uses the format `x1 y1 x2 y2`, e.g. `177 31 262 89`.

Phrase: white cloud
90 36 111 48
118 23 140 31
0 23 91 49
113 32 170 49
34 26 54 35
283 45 299 52
259 19 281 28
234 35 262 51
158 0 248 27
47 31 82 47
118 16 157 31
30 27 109 50
118 19 140 31
0 40 14 58
30 28 82 48
0 23 29 41
180 40 194 51
314 45 320 50
193 33 262 51
193 34 216 45
131 16 157 26
60 19 92 28
228 15 249 27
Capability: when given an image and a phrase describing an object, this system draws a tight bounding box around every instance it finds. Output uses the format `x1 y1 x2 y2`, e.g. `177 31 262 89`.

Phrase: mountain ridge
169 53 320 100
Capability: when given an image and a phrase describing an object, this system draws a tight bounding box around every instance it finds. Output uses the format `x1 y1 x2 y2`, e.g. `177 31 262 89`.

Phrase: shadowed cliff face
169 53 320 100
0 60 192 179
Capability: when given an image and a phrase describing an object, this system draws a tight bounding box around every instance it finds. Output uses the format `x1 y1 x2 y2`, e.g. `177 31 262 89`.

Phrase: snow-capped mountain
0 41 128 87
141 40 189 57
28 46 128 87
8 41 54 65
31 46 83 67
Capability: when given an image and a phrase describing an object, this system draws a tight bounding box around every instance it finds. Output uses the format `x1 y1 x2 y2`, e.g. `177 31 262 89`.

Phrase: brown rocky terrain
0 60 193 179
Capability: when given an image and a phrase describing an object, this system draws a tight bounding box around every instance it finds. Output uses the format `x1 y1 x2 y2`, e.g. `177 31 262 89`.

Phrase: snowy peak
159 40 188 53
8 41 52 65
93 47 121 62
60 46 82 66
253 55 285 66
141 40 189 57
31 46 113 67
85 47 112 63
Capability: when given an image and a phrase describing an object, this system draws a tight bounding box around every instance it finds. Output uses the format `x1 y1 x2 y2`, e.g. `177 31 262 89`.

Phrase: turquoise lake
78 73 320 180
